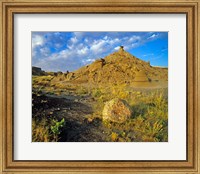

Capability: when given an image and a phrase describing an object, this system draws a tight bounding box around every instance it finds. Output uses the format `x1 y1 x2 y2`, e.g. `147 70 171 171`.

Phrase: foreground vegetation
32 75 168 142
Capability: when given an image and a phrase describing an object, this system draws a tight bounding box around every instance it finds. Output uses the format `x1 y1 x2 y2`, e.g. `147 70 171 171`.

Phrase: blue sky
32 32 168 72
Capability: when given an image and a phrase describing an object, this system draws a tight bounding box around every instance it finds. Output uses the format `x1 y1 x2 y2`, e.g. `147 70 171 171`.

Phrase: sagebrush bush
32 117 66 142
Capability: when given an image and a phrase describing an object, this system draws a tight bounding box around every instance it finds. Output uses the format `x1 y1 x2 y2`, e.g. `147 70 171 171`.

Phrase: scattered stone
87 117 94 123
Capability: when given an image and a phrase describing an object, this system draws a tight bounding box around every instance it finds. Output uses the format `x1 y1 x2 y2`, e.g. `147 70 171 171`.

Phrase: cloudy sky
32 32 168 72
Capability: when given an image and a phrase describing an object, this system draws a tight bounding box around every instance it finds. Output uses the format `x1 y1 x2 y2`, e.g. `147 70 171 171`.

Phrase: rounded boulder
102 98 132 123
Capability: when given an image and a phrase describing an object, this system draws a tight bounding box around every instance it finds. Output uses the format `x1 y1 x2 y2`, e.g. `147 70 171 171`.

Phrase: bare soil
32 91 110 142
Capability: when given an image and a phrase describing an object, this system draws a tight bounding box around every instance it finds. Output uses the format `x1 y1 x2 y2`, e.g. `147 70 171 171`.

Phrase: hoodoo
119 46 124 52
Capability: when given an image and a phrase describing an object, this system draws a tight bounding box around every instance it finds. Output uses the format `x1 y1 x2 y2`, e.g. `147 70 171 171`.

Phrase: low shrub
32 116 66 142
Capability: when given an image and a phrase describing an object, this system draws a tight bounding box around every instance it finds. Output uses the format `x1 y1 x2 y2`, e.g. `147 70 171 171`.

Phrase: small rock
87 117 93 123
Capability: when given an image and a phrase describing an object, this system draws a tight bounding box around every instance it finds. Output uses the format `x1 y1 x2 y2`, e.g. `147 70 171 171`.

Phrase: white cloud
131 43 139 48
128 35 140 42
114 46 120 50
67 45 73 50
39 47 50 57
77 47 89 55
32 35 44 48
82 58 95 65
90 40 106 52
32 49 37 58
86 58 95 62
55 43 62 48
74 32 84 38
104 36 108 40
148 33 158 39
161 48 167 52
107 38 120 45
114 38 120 42
70 37 78 44
84 38 89 43
124 45 131 50
46 50 71 61
143 53 154 57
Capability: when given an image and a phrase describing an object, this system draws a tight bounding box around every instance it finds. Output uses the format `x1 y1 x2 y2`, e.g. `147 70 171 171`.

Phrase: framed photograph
0 0 199 173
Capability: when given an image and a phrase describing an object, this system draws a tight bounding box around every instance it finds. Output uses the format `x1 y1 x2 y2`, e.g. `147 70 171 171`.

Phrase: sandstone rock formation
32 66 46 76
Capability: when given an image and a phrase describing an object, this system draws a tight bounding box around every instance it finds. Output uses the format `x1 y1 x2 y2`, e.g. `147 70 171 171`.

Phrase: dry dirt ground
32 91 111 142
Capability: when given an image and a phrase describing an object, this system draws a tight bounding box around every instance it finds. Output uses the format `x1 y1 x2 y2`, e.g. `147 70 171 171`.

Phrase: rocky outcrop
88 58 106 72
32 66 46 76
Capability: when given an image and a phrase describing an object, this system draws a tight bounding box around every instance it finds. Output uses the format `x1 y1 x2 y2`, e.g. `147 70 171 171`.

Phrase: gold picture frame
0 0 199 173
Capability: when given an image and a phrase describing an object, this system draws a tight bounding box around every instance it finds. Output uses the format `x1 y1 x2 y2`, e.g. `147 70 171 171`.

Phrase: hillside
50 46 168 87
